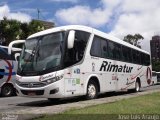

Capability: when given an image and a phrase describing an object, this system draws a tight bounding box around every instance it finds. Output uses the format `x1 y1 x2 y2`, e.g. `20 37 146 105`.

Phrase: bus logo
0 60 16 82
100 61 133 73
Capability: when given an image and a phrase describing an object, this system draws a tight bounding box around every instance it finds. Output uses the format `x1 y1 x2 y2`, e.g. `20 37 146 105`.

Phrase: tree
28 20 45 36
152 60 160 72
123 34 144 48
19 22 29 39
0 18 46 45
0 17 21 45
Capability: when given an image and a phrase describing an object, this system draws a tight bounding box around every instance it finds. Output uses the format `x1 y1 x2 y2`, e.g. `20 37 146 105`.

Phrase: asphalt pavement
0 84 159 120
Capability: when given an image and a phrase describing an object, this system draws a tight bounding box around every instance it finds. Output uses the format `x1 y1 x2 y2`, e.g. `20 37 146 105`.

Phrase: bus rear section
0 46 19 97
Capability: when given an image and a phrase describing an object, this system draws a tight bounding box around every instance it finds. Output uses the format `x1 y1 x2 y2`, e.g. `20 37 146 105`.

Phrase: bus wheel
135 81 140 92
1 85 14 97
48 98 60 102
86 81 98 100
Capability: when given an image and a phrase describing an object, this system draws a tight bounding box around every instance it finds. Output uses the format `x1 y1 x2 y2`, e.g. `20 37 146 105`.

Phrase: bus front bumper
15 80 65 98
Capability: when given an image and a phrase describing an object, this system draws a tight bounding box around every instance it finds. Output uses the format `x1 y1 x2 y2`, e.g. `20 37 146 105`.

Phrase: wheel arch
1 82 14 89
85 75 100 94
136 77 141 88
1 82 15 95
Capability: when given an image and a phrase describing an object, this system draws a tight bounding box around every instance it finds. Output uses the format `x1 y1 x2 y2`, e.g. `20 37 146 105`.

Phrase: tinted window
136 51 141 64
108 41 122 60
65 30 90 67
114 43 122 60
0 47 14 60
91 36 108 58
91 36 150 66
141 53 145 65
132 50 141 64
145 54 150 66
122 46 132 62
91 37 101 57
108 41 114 59
101 39 108 58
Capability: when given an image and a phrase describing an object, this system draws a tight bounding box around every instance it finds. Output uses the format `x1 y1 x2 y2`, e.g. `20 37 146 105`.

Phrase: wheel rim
136 82 140 92
88 84 96 98
3 87 12 96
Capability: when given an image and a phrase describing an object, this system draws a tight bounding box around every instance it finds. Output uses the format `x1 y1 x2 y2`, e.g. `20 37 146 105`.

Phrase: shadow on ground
16 89 144 107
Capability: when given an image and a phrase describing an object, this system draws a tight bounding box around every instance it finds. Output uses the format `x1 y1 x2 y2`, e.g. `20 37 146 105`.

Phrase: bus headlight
42 75 63 85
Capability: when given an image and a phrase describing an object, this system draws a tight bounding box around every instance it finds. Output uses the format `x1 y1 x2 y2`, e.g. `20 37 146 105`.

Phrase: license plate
28 91 36 96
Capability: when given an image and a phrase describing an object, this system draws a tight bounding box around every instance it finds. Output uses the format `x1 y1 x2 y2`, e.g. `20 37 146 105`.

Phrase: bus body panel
81 55 151 93
64 66 85 97
0 46 19 96
0 60 17 91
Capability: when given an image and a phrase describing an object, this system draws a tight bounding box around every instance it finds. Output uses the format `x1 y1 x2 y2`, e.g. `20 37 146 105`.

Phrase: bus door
64 65 83 96
65 30 90 96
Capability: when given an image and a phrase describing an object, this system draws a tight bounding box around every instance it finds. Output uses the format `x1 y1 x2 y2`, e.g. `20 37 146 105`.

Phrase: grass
35 92 160 120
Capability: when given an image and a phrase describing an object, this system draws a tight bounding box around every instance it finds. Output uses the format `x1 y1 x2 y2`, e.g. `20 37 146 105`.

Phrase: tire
135 81 141 92
86 81 98 100
48 98 60 102
1 85 14 97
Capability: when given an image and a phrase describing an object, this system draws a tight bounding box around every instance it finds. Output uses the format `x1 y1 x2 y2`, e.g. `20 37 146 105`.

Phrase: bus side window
101 39 108 58
65 31 90 67
91 37 101 57
122 46 132 62
114 43 122 60
145 54 150 66
0 69 5 79
132 50 140 64
108 41 122 60
108 41 114 59
91 36 108 58
0 48 15 60
141 53 145 65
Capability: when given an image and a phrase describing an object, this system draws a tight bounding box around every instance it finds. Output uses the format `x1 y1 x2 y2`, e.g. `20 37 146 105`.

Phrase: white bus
9 25 152 100
0 45 21 97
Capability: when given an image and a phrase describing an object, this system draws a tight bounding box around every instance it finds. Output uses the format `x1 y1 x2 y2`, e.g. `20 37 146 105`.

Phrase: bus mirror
67 30 75 49
8 40 25 55
14 53 20 61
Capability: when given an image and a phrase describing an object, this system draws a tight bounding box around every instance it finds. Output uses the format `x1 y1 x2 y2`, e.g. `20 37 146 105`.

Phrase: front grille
18 82 46 88
21 90 44 95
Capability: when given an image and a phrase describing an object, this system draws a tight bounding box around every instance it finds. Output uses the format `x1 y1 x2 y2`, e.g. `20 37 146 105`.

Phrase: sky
1 0 160 52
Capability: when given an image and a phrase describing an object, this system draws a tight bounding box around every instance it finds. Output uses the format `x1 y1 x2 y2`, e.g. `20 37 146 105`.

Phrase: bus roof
27 25 149 55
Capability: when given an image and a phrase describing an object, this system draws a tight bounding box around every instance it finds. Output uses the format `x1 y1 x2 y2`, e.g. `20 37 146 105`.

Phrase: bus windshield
18 32 64 75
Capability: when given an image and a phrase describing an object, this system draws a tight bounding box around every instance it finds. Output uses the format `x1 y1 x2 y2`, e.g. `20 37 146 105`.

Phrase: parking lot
0 84 159 115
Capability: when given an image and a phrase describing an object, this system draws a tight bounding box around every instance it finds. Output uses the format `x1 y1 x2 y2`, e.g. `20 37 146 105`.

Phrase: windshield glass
18 32 64 74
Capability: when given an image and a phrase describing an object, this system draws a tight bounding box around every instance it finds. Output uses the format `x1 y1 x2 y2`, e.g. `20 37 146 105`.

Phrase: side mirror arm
8 40 25 55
